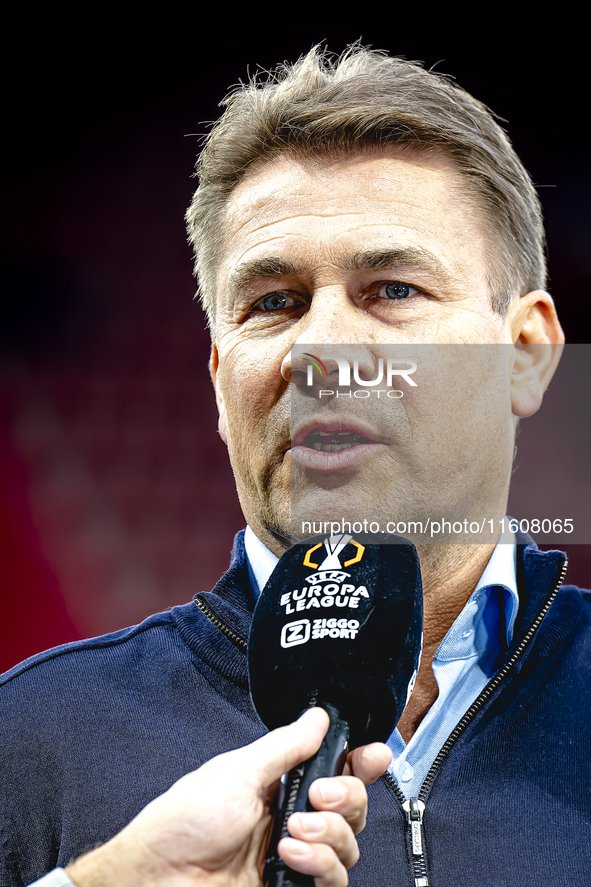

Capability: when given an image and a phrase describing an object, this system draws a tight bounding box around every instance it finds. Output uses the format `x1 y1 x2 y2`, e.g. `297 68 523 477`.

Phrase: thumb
233 707 330 789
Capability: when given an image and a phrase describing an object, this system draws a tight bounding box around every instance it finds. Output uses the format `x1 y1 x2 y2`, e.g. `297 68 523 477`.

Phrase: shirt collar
244 525 279 602
435 534 519 661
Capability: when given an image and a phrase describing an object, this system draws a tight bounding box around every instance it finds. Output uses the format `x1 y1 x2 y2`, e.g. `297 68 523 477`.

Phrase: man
1 46 589 886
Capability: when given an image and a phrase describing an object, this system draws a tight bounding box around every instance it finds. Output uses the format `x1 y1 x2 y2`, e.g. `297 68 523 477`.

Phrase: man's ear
209 343 228 444
508 290 565 418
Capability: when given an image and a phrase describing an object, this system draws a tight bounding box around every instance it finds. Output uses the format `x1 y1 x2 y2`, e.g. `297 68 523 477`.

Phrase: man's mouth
289 421 386 472
303 430 372 452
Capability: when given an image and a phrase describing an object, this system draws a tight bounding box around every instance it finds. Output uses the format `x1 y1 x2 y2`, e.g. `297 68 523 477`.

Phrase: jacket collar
511 538 570 666
171 531 253 685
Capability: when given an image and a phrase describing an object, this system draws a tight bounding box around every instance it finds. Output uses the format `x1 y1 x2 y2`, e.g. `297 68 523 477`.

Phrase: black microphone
248 533 423 887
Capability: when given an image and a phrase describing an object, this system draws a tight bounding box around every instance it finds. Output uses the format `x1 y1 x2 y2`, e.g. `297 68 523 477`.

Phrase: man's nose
280 286 378 386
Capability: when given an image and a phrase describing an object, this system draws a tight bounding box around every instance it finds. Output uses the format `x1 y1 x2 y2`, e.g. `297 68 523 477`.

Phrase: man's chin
288 491 393 543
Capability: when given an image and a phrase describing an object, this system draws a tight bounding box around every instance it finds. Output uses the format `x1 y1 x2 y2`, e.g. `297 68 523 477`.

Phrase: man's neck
396 542 497 742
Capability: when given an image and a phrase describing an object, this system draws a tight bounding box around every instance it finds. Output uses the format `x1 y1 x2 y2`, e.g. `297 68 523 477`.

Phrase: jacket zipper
383 557 568 887
193 593 248 651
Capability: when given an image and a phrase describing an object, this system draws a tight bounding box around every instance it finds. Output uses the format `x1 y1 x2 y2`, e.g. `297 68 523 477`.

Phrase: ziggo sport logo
281 617 361 648
303 353 417 398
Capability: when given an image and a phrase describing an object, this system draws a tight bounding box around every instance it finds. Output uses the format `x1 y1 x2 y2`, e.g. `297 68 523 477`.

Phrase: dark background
2 9 590 670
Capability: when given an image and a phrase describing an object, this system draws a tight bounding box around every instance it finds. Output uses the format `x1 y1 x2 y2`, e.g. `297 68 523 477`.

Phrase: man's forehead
218 150 488 295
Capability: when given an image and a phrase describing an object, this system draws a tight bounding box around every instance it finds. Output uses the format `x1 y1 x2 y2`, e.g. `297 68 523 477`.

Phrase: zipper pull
403 798 426 856
402 798 428 886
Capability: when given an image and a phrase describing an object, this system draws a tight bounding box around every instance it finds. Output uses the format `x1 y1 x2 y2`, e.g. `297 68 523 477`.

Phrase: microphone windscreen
248 534 423 748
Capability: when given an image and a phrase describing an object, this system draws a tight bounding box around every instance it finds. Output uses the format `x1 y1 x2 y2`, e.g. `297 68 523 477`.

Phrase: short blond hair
186 44 546 331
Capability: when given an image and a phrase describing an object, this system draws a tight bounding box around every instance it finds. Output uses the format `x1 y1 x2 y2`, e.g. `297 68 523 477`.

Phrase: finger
231 707 330 789
278 837 348 887
343 742 392 785
287 811 359 869
307 775 368 835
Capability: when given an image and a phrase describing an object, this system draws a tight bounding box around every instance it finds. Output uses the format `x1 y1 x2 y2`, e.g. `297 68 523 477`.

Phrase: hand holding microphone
63 533 419 887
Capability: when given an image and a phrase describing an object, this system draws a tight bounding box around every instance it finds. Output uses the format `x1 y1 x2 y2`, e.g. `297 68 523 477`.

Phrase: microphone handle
263 704 350 887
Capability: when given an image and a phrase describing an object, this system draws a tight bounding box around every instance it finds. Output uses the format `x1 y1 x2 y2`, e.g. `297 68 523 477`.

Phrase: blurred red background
2 12 590 671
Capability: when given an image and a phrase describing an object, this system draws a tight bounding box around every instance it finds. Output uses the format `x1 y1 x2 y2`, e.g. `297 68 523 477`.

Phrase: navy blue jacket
1 532 590 886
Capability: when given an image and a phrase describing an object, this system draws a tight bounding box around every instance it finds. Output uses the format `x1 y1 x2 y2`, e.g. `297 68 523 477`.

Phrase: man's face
210 152 541 554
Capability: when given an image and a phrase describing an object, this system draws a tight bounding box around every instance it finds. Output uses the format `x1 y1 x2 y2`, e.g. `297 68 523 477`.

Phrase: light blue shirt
244 525 519 800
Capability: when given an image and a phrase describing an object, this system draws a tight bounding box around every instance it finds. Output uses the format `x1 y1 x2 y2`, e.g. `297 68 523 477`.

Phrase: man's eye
252 292 301 312
378 282 421 300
